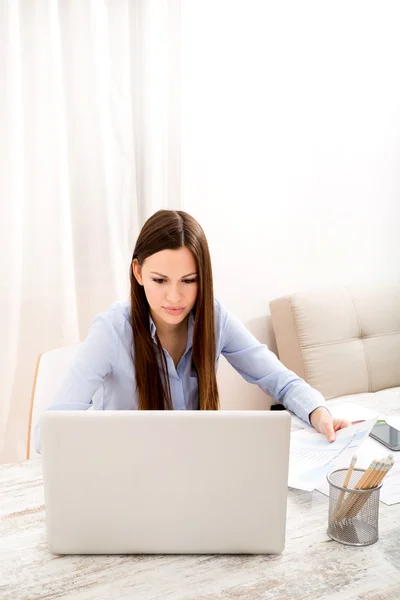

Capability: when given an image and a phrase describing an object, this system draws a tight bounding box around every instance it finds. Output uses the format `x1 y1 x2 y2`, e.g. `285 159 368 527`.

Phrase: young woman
35 210 349 452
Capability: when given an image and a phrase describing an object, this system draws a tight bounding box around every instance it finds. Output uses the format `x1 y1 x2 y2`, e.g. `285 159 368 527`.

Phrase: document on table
316 430 400 505
299 403 400 505
380 458 400 505
288 417 377 492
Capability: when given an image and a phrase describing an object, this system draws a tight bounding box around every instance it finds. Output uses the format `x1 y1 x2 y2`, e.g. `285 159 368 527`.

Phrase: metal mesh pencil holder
326 468 382 546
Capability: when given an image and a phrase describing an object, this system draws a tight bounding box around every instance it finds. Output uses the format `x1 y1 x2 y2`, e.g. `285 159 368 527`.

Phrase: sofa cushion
270 284 400 400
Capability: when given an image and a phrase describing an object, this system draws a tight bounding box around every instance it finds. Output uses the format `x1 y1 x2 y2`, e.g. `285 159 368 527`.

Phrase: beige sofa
269 284 400 406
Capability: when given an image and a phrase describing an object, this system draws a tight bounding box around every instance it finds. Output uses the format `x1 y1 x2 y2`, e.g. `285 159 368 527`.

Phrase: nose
165 284 182 305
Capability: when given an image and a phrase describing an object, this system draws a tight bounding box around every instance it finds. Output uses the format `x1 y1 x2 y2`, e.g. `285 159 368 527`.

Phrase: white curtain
0 0 181 463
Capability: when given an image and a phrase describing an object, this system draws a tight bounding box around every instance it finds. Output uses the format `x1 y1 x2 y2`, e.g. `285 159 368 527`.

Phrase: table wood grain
1 394 400 600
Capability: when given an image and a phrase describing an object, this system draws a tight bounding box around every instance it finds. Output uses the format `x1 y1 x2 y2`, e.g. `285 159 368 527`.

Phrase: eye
152 278 166 284
183 279 197 284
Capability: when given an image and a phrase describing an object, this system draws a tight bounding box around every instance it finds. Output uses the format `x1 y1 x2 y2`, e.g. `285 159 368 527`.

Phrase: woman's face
133 247 199 328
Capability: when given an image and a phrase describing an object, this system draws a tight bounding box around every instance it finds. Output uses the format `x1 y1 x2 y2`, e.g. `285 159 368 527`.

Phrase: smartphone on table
369 419 400 451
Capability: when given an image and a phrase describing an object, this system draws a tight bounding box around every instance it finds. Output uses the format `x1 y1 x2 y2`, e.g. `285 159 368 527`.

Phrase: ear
132 259 143 286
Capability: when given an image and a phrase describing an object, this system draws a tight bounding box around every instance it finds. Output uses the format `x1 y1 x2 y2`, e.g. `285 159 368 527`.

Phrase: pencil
334 459 378 522
354 459 379 490
349 457 394 518
346 460 386 519
331 455 357 522
360 459 385 489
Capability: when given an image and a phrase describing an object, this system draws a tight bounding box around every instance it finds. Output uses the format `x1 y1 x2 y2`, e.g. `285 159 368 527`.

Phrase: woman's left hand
310 407 351 442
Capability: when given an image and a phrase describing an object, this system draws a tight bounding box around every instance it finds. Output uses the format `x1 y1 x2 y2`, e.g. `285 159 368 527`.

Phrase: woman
35 210 349 452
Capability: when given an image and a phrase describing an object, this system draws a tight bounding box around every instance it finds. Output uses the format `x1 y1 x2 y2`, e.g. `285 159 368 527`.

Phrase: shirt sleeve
34 310 119 453
219 304 327 424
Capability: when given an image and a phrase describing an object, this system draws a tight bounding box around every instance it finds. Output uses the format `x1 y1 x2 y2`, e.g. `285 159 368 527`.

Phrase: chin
162 312 187 322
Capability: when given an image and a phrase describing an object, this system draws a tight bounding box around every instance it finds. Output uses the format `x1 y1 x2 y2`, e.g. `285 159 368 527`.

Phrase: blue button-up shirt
35 298 326 452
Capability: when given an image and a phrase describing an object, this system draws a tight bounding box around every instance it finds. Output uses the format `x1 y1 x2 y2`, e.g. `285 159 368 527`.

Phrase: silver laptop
40 410 291 555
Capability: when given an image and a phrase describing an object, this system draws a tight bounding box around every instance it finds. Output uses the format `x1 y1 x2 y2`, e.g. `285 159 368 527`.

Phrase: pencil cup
326 468 382 547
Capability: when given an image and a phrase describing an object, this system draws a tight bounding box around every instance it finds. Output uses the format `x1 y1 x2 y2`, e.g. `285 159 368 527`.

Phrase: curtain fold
0 0 181 463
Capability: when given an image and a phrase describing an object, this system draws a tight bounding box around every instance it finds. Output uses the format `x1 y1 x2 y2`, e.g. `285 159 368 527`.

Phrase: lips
163 307 185 314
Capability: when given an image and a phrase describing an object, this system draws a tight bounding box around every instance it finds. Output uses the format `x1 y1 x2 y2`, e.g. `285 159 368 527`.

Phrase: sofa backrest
269 284 400 399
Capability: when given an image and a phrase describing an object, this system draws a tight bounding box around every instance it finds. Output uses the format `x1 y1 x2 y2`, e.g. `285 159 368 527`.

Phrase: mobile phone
369 419 400 451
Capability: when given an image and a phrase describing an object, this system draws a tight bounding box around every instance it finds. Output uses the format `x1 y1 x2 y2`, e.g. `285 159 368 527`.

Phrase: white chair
27 343 81 459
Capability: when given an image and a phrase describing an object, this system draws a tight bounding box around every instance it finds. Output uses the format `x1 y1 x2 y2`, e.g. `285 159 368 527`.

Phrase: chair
27 343 81 459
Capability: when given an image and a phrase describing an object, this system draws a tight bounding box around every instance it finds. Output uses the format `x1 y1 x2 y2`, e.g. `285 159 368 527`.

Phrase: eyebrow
150 271 198 278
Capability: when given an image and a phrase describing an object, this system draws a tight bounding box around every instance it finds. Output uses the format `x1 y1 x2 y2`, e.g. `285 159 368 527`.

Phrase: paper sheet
316 432 400 504
289 401 400 503
304 404 400 505
328 401 381 423
288 418 377 491
380 460 400 505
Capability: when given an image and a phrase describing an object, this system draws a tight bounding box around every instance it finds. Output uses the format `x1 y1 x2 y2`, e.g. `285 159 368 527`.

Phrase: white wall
182 1 400 409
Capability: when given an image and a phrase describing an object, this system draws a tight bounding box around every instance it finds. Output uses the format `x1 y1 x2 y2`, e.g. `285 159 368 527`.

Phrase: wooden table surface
1 395 400 600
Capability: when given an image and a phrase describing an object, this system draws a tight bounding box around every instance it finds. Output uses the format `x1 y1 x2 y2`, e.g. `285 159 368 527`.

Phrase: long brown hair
130 210 219 410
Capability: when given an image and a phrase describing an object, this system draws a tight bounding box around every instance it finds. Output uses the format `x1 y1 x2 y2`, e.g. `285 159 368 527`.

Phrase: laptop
40 410 291 554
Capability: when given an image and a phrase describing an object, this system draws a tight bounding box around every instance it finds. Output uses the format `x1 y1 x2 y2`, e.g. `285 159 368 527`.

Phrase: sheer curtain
0 0 181 463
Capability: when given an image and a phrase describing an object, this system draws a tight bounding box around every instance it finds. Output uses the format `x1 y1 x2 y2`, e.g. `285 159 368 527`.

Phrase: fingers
333 419 351 431
323 421 336 443
312 413 351 442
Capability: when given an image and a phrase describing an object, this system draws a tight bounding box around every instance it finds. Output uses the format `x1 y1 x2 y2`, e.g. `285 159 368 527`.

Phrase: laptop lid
40 410 291 554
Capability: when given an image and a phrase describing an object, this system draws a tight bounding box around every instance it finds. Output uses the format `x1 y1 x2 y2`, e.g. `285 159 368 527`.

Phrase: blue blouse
35 298 326 452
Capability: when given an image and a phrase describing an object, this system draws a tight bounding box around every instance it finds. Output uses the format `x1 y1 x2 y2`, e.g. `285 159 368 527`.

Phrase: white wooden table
1 395 400 600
